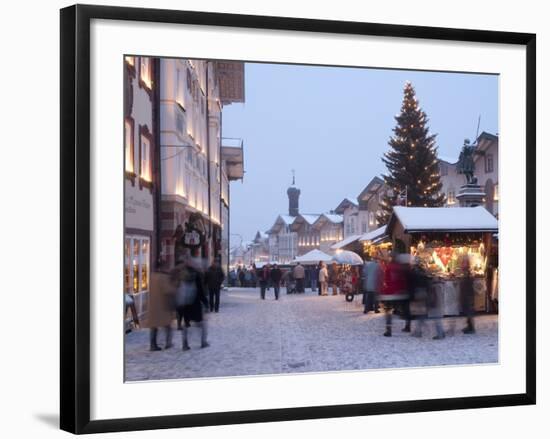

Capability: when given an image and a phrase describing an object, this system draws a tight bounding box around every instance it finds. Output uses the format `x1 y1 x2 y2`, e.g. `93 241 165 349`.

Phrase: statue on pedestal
456 139 477 185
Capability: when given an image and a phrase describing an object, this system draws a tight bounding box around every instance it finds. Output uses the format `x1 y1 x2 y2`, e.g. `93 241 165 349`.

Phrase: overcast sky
222 62 498 247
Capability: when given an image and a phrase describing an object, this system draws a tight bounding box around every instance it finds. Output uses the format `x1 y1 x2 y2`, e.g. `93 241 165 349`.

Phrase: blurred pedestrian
259 264 271 300
172 257 210 350
238 267 245 287
378 253 410 337
205 259 225 313
460 255 476 334
319 261 329 296
293 262 305 293
144 265 175 351
310 265 318 293
362 255 382 314
329 262 340 296
270 264 283 300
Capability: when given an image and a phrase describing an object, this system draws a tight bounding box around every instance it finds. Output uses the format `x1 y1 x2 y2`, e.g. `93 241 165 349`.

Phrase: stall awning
330 234 361 250
359 225 387 243
291 249 332 265
391 206 498 233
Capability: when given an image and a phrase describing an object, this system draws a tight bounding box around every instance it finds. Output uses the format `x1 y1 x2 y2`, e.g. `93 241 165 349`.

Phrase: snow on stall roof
359 225 387 242
392 206 498 233
291 249 332 265
331 234 362 250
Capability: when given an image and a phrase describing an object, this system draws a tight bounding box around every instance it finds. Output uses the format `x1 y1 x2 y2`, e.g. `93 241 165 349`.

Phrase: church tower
287 170 300 216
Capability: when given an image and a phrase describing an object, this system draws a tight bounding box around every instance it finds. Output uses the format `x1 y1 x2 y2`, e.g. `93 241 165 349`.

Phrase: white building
159 58 244 269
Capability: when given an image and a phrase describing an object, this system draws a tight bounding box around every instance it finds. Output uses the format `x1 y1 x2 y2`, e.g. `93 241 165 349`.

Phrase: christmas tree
378 81 445 225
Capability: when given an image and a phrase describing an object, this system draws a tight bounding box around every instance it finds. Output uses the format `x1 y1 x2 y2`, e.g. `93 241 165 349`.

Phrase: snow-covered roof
391 206 498 233
300 214 321 225
330 234 362 250
359 225 387 242
291 249 332 265
322 214 343 224
279 214 296 225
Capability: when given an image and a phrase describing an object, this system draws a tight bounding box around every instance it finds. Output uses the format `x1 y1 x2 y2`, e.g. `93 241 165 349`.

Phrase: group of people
138 256 226 352
360 252 477 339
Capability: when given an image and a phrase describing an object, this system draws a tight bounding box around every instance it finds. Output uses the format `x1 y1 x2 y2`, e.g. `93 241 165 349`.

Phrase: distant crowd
230 252 478 339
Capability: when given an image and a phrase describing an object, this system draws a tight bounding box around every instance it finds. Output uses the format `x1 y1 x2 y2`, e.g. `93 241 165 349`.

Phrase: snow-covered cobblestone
125 287 498 381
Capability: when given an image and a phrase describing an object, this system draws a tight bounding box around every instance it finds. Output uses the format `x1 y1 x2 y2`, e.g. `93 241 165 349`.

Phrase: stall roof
359 225 387 242
330 234 362 250
391 206 498 233
291 249 332 265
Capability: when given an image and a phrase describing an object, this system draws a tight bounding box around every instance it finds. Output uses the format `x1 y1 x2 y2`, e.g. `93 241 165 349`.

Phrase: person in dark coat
238 268 245 287
172 259 209 350
270 264 283 300
205 259 225 313
460 256 476 334
259 264 271 300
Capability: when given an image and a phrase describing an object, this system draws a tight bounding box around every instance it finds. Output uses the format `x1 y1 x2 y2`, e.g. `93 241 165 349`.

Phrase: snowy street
125 287 498 381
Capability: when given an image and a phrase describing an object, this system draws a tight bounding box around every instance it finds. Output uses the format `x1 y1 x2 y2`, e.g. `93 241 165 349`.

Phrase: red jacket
379 261 409 301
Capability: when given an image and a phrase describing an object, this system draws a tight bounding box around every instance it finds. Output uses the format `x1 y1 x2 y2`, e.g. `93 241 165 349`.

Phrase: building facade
124 55 158 320
357 176 388 233
158 58 244 270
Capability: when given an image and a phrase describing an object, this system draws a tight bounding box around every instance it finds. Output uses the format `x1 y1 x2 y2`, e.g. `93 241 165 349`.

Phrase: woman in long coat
172 261 209 350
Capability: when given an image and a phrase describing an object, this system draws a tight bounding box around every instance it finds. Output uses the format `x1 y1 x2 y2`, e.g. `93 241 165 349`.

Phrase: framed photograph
60 4 536 434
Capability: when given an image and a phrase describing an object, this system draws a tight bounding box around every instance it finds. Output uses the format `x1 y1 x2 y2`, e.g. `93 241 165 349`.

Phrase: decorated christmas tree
377 81 445 225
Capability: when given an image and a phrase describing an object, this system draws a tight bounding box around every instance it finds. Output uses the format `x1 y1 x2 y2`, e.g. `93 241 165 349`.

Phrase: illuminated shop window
124 236 150 295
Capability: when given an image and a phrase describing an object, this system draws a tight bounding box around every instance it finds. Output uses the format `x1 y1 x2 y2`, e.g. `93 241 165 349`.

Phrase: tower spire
287 169 300 216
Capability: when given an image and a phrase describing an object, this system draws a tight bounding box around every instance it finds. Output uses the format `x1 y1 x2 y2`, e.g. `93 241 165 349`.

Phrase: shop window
125 236 150 295
494 184 499 201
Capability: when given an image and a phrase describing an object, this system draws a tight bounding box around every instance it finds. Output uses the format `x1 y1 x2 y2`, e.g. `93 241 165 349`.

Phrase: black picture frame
60 4 536 434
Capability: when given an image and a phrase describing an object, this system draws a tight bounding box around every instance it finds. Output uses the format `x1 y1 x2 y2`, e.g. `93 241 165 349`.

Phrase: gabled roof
266 214 297 234
358 176 385 203
334 197 359 214
312 213 344 230
289 214 322 231
388 206 498 234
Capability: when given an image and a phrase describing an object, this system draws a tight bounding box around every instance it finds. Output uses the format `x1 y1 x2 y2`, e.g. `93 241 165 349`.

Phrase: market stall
386 206 498 315
359 225 392 259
